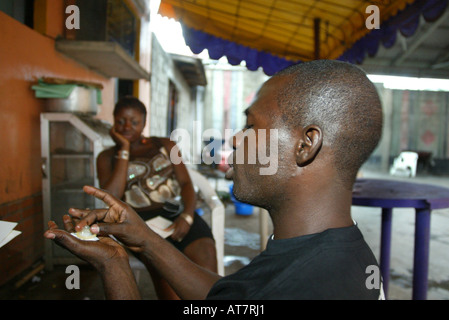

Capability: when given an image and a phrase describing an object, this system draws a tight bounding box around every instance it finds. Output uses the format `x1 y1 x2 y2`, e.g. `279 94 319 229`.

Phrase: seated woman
96 96 217 299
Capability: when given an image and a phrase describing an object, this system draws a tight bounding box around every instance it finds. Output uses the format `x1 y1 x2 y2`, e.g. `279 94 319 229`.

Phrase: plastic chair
187 168 225 276
390 151 419 177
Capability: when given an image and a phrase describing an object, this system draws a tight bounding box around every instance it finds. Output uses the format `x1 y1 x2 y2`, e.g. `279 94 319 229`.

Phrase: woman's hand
44 215 129 271
165 214 192 242
109 127 130 150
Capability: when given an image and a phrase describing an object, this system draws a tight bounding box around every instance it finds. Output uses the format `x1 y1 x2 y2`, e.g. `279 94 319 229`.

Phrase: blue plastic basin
229 184 254 216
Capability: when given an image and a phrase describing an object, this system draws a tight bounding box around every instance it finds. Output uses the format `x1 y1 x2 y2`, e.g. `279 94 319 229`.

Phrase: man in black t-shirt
207 225 383 299
45 60 384 300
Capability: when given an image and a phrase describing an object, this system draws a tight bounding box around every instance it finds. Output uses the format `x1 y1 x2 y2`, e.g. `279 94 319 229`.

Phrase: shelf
55 40 150 80
51 152 93 159
41 112 106 270
50 178 94 191
52 188 88 193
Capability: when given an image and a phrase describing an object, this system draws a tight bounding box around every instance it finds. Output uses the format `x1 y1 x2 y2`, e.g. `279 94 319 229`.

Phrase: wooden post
314 18 321 60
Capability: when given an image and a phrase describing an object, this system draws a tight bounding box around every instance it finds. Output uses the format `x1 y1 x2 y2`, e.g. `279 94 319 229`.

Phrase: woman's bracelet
116 149 129 160
180 213 193 226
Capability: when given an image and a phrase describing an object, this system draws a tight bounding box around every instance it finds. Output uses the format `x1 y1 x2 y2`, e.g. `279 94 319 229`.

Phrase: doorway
167 81 178 136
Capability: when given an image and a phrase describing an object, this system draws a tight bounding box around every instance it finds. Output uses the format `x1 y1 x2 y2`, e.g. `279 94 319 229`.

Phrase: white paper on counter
145 216 174 239
0 221 21 248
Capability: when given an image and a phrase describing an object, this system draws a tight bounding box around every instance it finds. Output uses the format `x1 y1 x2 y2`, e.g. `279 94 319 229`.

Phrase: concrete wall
203 66 449 175
203 63 269 142
364 84 449 174
149 34 198 163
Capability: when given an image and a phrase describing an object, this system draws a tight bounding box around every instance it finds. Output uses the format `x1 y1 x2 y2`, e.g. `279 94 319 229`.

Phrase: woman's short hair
113 96 147 118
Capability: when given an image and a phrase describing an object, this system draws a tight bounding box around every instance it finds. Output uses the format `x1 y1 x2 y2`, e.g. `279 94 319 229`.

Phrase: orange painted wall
0 1 152 286
0 10 115 204
0 4 117 285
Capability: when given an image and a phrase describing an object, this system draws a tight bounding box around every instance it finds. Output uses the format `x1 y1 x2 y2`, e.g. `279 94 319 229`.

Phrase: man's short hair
273 60 383 189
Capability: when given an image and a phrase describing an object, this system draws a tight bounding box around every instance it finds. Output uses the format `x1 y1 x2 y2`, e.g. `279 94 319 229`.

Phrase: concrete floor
1 168 448 300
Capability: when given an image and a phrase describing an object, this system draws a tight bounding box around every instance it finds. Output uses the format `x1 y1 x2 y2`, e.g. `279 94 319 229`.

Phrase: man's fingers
44 227 80 249
44 221 59 239
62 215 75 233
47 220 58 231
68 207 92 218
82 185 121 208
72 208 108 232
94 222 125 238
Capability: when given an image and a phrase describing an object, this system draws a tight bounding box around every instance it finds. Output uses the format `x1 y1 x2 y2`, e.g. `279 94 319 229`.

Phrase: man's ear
295 125 323 167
